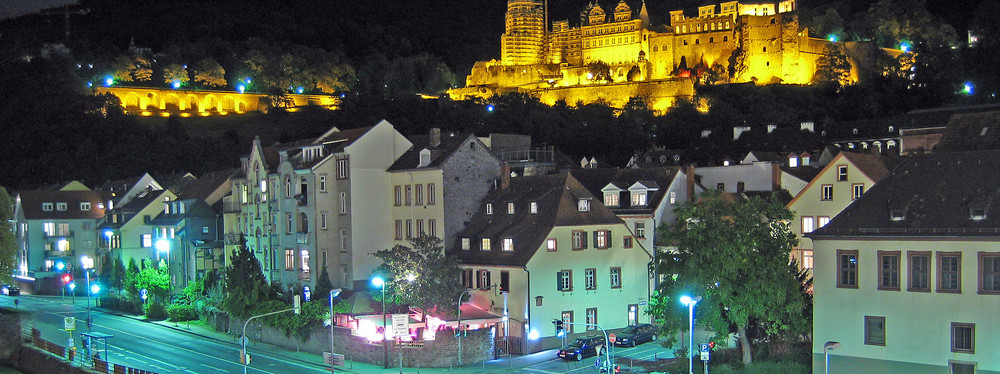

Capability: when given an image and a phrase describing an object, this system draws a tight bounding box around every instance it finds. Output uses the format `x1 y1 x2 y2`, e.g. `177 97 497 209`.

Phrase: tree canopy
648 190 808 365
372 236 466 316
223 235 272 318
0 186 16 283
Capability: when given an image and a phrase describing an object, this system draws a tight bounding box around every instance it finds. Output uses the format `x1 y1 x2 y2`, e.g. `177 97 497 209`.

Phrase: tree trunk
738 325 752 365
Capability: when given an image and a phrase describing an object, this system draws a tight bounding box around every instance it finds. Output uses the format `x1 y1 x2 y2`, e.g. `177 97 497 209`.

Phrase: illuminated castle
451 0 845 110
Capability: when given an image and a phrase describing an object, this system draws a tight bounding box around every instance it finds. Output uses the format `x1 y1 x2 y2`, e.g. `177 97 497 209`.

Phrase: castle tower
614 0 632 22
588 3 606 25
501 0 546 65
639 1 650 28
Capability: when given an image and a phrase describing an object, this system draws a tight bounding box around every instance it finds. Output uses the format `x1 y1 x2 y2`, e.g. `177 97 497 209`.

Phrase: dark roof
17 190 108 220
570 167 680 215
810 150 1000 238
630 149 685 168
99 189 170 229
180 169 237 203
840 151 895 181
387 133 474 171
453 173 623 266
824 104 1000 141
781 166 820 183
147 199 218 226
935 111 1000 153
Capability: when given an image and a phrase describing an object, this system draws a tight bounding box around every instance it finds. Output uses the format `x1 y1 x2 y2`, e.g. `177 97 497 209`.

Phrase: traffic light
240 350 251 365
61 274 73 285
708 341 715 350
552 319 564 337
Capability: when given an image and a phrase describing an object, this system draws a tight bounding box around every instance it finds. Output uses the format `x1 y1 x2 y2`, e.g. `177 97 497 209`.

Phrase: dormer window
56 202 67 211
42 203 53 211
578 199 591 212
604 192 620 207
971 206 988 221
890 209 906 221
418 149 431 167
80 202 91 211
631 191 647 206
486 203 494 215
507 202 515 214
659 155 667 164
788 155 798 167
530 201 538 214
801 154 811 166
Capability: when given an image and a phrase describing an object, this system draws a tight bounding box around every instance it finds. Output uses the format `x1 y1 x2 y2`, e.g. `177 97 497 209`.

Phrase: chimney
686 164 695 201
772 163 782 191
430 128 441 147
501 163 511 190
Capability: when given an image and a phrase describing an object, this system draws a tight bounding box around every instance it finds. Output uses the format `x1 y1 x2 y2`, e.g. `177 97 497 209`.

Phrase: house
13 186 110 293
823 103 1000 155
808 150 1000 373
387 128 503 250
934 110 1000 153
95 172 163 208
787 151 895 272
742 150 822 197
147 198 221 290
232 120 411 291
695 160 781 194
452 172 653 354
97 188 176 271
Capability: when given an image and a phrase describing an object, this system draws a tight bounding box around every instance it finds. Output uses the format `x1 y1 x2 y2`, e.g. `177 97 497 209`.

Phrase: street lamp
81 256 95 331
372 276 388 368
456 288 473 365
329 288 342 373
680 295 702 374
824 341 841 374
155 239 171 296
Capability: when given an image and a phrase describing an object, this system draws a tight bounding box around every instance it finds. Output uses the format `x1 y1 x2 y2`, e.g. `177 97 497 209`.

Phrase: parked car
0 284 8 295
614 323 657 347
1 284 18 296
557 335 606 361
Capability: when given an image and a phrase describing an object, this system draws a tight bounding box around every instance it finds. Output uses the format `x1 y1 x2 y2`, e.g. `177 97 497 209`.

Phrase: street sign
700 344 709 352
323 352 345 367
700 343 710 361
608 333 617 344
64 317 76 331
391 314 408 337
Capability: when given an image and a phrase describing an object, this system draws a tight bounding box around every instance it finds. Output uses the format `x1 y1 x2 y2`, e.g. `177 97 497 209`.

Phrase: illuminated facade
96 87 340 117
452 0 849 110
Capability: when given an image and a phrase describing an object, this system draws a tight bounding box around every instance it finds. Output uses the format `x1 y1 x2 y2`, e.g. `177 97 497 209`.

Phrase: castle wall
535 79 694 111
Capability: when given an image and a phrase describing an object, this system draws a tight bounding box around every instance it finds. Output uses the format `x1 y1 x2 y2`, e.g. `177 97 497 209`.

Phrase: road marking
200 363 228 372
522 368 562 374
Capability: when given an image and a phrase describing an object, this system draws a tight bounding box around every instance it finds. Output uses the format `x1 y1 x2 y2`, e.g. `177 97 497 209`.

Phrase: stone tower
501 0 546 65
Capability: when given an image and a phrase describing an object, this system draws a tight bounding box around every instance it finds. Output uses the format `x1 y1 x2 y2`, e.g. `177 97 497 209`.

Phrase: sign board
608 333 617 343
394 341 424 348
700 344 710 353
323 352 345 367
391 314 409 337
64 317 76 331
700 344 710 361
701 351 710 361
639 300 648 306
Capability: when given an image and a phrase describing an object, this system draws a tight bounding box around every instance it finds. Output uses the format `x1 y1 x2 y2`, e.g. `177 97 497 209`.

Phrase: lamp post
372 276 388 368
155 239 171 297
456 288 472 365
824 341 840 374
680 295 701 374
81 256 94 331
329 288 342 373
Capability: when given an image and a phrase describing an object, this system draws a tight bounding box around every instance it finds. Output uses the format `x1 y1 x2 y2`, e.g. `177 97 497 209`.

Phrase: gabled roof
787 151 896 207
99 189 171 229
453 173 623 267
935 111 1000 152
387 132 482 171
180 169 237 204
571 167 680 215
810 150 1000 238
17 190 108 220
147 198 218 227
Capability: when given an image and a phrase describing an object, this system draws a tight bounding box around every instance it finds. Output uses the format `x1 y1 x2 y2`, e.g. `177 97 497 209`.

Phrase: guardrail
23 328 159 374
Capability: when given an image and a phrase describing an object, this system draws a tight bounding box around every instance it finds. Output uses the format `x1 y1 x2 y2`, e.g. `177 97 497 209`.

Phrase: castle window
684 40 689 45
653 45 658 52
710 37 714 43
763 47 767 52
726 21 730 29
724 36 728 42
695 39 700 44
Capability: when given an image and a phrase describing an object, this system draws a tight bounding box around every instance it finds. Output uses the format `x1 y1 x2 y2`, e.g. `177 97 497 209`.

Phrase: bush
167 302 198 322
144 302 167 320
99 296 143 315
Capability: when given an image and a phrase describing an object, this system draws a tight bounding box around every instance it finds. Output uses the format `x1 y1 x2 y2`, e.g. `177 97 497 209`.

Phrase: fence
24 328 158 374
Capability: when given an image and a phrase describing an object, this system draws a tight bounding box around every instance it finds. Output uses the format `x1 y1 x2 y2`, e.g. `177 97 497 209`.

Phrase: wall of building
695 161 775 193
441 137 503 250
97 87 339 116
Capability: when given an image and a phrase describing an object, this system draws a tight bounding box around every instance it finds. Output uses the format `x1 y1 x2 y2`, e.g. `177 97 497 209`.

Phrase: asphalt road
10 295 329 374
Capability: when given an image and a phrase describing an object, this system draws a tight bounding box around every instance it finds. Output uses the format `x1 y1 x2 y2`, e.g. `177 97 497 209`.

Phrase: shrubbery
144 302 167 320
167 302 197 322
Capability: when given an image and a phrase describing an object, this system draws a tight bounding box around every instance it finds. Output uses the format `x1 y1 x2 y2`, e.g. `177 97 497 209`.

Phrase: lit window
141 234 152 248
530 201 538 214
502 238 514 252
547 238 557 252
481 238 491 251
818 216 830 228
605 192 620 206
595 230 610 249
300 250 310 273
802 217 815 233
461 238 470 251
578 199 591 212
507 202 515 214
631 192 647 206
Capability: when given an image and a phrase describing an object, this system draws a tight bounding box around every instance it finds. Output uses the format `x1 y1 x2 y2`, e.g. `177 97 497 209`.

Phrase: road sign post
609 333 617 344
700 343 711 374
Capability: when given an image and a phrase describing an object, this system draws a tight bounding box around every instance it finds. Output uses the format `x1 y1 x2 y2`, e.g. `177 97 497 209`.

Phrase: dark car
614 323 657 347
1 284 18 296
557 335 606 361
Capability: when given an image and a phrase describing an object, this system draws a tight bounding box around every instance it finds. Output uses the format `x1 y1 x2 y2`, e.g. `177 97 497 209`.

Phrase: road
10 295 329 374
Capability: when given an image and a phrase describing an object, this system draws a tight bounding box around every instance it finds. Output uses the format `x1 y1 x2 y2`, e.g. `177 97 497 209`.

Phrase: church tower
501 0 546 65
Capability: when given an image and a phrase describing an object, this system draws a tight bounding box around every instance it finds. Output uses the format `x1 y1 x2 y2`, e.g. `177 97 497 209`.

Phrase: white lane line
200 363 228 372
522 368 563 374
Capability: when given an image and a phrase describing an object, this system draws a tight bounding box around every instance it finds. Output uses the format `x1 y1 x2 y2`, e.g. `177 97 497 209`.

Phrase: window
605 192 620 206
669 191 677 204
428 219 437 238
339 192 347 214
852 184 865 200
486 203 493 215
561 311 574 334
500 271 510 292
578 199 591 212
951 362 976 374
547 238 557 252
908 251 931 292
405 220 413 239
300 250 310 273
415 184 423 205
319 175 327 192
802 216 815 233
572 230 587 250
938 252 962 293
610 267 621 288
629 191 649 206
818 216 830 228
628 304 638 325
80 202 91 211
978 252 1000 294
837 250 859 288
405 185 412 206
141 234 152 248
951 323 975 353
821 185 833 201
320 212 328 229
635 222 646 238
461 238 470 250
585 268 597 290
417 219 425 236
530 201 538 214
56 202 67 211
394 220 403 240
394 186 402 206
336 157 349 179
803 250 814 269
558 270 573 291
507 202 515 214
284 177 291 197
477 269 491 289
427 184 436 205
878 251 901 291
623 236 633 248
285 249 295 270
340 230 348 251
502 238 514 252
716 183 725 190
202 226 209 234
42 203 53 211
481 238 491 251
586 308 598 330
595 230 610 249
461 269 474 288
864 316 886 346
837 165 848 181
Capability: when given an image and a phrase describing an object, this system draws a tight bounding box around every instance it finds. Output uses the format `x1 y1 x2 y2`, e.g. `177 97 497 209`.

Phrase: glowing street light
329 288 343 373
372 276 388 368
680 295 702 374
824 341 841 374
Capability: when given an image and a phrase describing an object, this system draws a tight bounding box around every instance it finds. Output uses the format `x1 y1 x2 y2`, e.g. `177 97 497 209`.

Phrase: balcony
295 194 307 206
45 250 74 258
296 232 309 244
43 231 74 238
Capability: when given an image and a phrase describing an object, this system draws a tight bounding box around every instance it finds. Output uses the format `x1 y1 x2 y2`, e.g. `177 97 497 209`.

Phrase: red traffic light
61 274 73 284
708 341 715 349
